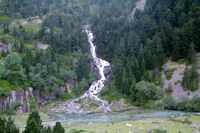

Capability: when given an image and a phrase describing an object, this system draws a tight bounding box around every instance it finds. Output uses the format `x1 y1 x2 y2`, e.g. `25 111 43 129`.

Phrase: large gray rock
192 130 200 133
191 123 198 128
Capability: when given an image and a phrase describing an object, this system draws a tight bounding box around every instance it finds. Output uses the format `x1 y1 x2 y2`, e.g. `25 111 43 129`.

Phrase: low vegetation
165 68 177 80
182 66 199 91
164 96 200 112
133 81 162 106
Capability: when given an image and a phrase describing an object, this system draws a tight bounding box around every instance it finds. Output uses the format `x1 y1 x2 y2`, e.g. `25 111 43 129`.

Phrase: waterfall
66 25 111 114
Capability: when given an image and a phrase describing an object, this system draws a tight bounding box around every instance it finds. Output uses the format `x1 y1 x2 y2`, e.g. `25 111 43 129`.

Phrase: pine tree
52 122 65 133
42 126 52 133
0 117 19 133
187 42 196 64
0 117 6 133
5 117 19 133
23 119 40 133
26 111 43 130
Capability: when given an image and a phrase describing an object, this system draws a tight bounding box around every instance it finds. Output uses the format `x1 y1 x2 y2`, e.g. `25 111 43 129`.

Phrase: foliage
182 66 199 91
26 111 43 130
53 122 65 133
133 81 162 106
2 52 26 85
164 96 200 112
0 117 19 133
184 117 192 125
23 119 41 133
8 101 22 115
23 111 65 133
165 68 177 80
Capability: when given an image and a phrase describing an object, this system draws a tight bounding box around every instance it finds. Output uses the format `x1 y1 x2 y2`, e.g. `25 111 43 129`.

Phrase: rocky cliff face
0 87 57 113
1 88 34 113
0 78 77 114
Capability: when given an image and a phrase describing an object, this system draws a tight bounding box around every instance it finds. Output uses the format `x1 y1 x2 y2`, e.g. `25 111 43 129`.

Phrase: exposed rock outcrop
162 59 200 101
128 0 147 22
0 41 11 53
1 88 34 113
0 87 57 113
36 43 49 50
66 78 76 94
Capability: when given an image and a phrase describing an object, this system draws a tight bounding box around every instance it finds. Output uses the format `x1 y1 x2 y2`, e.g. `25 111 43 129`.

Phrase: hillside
0 0 199 115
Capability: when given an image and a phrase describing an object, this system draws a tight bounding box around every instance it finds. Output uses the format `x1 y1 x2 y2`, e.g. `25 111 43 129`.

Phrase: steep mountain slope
0 0 200 114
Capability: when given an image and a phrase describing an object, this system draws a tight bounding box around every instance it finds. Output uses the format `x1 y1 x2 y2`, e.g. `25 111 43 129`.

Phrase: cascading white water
66 25 111 114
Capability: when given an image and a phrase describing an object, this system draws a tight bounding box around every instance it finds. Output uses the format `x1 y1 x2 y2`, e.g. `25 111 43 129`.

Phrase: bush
164 96 200 112
134 81 162 106
0 117 19 133
164 96 176 110
184 117 192 124
182 67 199 91
165 68 177 80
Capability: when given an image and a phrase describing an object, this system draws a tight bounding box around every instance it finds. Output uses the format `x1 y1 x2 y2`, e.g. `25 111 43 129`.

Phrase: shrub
184 117 192 124
165 68 177 80
0 117 19 133
164 96 200 112
182 67 199 91
134 81 162 106
164 96 176 110
8 101 22 115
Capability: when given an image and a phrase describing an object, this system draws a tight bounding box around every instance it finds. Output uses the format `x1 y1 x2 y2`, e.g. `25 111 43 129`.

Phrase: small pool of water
54 110 198 123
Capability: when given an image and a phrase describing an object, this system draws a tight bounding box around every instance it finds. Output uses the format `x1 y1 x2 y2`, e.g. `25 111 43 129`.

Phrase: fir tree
52 122 65 133
23 119 40 133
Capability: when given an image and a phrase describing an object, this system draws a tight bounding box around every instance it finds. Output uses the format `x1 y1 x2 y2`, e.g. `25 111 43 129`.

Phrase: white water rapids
66 25 111 114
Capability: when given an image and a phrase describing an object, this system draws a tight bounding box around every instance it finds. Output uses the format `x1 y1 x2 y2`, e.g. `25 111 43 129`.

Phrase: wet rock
104 65 111 77
190 124 198 128
90 60 99 78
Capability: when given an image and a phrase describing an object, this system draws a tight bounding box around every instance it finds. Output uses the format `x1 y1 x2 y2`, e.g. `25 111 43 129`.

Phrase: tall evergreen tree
52 122 65 133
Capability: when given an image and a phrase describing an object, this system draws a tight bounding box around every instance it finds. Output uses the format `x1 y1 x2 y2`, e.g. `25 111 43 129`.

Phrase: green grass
165 68 177 80
0 80 20 92
100 87 123 102
143 100 162 109
22 22 41 33
5 112 54 126
85 103 98 110
61 116 200 133
0 15 12 24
